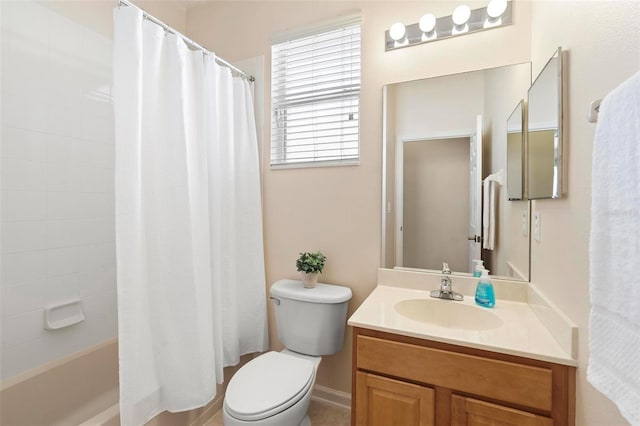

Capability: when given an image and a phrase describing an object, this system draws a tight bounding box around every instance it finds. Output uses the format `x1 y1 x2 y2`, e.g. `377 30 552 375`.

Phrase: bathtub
0 338 247 426
0 338 119 426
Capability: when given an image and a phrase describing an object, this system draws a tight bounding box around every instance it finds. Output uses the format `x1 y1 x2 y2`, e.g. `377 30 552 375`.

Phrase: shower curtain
112 7 268 425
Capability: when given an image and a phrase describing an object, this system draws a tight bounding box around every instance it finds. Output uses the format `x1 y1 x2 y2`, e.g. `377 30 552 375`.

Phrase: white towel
482 177 499 250
588 71 640 426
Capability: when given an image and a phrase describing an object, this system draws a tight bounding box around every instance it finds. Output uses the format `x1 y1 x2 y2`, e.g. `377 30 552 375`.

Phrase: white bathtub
0 338 246 426
0 338 119 426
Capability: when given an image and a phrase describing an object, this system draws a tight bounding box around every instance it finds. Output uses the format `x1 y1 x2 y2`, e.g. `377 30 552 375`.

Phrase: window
271 19 361 167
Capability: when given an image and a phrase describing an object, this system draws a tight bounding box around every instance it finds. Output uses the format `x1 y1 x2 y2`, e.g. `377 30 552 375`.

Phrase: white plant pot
302 272 319 288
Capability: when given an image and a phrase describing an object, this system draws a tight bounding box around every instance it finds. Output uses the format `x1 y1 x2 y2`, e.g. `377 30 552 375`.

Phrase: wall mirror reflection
527 47 565 199
382 63 532 281
507 100 525 201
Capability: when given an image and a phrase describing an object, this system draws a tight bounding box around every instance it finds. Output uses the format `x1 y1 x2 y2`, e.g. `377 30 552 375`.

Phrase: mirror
382 63 532 280
527 47 564 199
507 100 525 200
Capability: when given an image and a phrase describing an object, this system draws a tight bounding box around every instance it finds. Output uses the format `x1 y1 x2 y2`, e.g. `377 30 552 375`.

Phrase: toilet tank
270 279 352 356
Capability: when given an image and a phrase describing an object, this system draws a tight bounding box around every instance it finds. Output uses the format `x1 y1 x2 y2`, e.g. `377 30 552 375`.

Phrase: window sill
270 159 360 170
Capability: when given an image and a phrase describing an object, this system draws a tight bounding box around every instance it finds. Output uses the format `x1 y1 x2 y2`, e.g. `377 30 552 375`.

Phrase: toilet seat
224 351 315 422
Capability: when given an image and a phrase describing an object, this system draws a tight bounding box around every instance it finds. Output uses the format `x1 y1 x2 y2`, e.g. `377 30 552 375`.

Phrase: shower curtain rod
117 0 255 82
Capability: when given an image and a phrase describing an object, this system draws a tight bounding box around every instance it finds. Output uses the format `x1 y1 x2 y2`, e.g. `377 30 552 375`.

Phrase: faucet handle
442 262 451 274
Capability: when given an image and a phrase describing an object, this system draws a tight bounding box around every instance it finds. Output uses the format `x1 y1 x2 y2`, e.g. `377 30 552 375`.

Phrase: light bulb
419 14 436 33
487 0 508 18
389 22 406 41
452 5 471 26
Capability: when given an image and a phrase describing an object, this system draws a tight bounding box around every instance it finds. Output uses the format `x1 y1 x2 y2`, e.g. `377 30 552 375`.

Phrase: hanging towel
482 179 495 250
588 71 640 426
482 170 503 250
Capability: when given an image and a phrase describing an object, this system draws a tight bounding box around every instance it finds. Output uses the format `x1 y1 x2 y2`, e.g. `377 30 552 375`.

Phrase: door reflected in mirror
382 63 531 281
527 47 565 199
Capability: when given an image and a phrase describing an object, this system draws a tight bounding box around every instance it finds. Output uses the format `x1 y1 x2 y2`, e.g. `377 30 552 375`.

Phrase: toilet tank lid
271 279 352 303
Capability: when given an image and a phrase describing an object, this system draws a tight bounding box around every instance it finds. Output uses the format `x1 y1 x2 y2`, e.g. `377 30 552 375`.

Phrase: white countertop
348 284 578 366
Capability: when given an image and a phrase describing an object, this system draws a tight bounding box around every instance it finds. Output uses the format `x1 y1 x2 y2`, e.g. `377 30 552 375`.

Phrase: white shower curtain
112 7 268 426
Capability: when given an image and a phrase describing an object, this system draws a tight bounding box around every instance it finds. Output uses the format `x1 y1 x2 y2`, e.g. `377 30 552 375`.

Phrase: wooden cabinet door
451 395 553 426
355 371 435 426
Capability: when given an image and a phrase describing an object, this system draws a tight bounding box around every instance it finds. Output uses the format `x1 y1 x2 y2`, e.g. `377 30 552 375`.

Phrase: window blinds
271 20 361 166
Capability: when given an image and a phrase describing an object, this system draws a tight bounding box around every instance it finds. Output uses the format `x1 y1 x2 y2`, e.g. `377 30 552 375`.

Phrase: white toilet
223 279 352 426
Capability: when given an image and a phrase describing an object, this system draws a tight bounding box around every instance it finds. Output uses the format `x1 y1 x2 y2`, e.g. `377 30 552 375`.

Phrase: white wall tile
3 190 47 221
73 139 114 168
44 219 81 248
1 250 46 286
82 242 116 272
78 265 116 297
43 273 80 307
79 218 115 245
71 165 114 193
1 221 47 253
44 162 73 192
46 192 79 220
5 1 51 42
49 9 83 60
1 158 45 192
1 0 116 380
44 246 83 277
45 134 75 164
41 320 91 361
81 192 114 219
1 127 47 161
1 280 46 317
1 309 46 349
83 290 116 320
0 339 46 380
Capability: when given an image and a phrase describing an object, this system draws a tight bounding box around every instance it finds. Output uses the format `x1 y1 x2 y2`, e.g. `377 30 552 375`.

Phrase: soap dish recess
45 299 85 330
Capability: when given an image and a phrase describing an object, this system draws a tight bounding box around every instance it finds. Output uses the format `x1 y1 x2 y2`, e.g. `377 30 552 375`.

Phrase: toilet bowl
223 350 321 426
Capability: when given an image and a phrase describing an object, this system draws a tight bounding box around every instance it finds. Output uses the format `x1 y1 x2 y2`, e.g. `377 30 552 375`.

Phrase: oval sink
394 299 503 330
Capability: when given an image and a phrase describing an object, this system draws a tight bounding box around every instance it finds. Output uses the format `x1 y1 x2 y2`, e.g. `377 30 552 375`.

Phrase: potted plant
296 251 326 288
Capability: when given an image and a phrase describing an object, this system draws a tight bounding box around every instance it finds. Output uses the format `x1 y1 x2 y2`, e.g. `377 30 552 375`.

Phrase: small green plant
296 251 327 274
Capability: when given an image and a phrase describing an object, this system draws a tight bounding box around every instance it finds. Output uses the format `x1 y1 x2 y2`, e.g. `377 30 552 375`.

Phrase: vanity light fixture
487 0 508 18
385 0 513 51
389 22 408 47
485 0 508 27
452 5 471 34
419 13 437 41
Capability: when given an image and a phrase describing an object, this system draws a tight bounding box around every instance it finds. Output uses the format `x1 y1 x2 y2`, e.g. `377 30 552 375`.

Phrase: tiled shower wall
1 0 117 380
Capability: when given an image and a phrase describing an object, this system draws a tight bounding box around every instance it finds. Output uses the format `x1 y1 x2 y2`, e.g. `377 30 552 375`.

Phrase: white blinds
271 20 361 166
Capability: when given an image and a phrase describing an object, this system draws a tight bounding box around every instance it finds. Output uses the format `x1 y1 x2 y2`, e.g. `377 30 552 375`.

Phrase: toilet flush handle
269 296 281 305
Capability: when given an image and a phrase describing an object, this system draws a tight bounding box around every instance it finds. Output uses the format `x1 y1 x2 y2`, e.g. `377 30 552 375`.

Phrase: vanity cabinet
351 328 575 426
356 371 435 426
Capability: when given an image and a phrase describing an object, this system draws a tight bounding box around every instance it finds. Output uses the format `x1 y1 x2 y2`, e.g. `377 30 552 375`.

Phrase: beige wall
186 0 531 393
528 1 639 425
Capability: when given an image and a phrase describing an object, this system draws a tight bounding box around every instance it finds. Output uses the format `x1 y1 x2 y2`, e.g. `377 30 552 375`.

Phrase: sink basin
394 299 503 330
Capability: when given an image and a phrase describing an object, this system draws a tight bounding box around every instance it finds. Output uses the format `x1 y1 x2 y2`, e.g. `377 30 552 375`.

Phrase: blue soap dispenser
475 269 495 308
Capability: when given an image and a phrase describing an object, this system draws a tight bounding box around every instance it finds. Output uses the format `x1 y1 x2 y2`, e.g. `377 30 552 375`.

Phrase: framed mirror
527 47 565 199
381 63 532 281
507 100 525 200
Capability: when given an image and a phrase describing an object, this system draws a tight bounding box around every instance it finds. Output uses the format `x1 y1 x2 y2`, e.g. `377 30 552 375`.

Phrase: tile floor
204 399 351 426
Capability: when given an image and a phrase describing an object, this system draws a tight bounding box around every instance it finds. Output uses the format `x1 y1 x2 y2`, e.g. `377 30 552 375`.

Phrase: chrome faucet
430 262 464 301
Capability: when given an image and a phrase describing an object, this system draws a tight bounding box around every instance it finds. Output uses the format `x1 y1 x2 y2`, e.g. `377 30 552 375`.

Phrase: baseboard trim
311 385 351 410
191 395 224 426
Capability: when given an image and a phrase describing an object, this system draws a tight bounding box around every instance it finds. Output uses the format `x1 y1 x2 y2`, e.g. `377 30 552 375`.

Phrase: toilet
223 279 352 426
